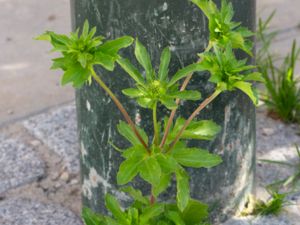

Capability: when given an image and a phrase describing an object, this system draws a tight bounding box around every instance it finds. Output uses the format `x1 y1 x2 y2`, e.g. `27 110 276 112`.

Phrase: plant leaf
233 81 258 105
82 207 106 225
120 186 149 205
168 63 205 87
176 168 190 211
139 156 161 186
173 147 222 168
99 36 134 55
117 58 145 86
117 121 148 146
105 194 128 224
122 88 144 98
140 204 165 225
117 156 143 185
135 39 153 81
158 47 171 82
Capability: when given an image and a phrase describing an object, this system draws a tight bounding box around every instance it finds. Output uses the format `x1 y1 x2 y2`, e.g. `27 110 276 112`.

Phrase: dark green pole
71 0 256 223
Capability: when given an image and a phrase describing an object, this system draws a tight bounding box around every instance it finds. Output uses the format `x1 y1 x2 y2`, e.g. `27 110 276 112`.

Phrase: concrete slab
0 0 74 126
0 136 45 194
23 103 79 173
0 198 83 225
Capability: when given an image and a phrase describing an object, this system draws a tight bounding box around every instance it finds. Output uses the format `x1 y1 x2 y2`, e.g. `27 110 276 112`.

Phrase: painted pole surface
71 0 256 223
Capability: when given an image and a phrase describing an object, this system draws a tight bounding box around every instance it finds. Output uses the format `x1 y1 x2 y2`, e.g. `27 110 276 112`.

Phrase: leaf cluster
119 40 203 110
257 12 300 122
36 21 133 87
116 120 221 211
82 193 210 225
191 0 253 55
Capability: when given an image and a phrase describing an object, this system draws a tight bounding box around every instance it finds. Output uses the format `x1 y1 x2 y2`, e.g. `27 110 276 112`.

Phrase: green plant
241 190 288 216
257 13 300 122
37 0 262 224
260 145 300 192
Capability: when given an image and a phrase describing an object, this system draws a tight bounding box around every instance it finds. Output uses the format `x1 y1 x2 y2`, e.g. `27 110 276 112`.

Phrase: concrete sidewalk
0 0 73 125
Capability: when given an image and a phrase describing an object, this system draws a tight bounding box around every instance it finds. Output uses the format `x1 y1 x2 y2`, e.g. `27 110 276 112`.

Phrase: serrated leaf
140 204 165 225
135 39 153 81
99 36 134 55
120 186 149 205
156 154 178 173
82 207 106 225
244 72 265 82
168 63 205 87
182 120 221 140
82 20 90 38
139 156 161 186
158 47 171 82
172 147 222 168
181 199 209 224
117 121 148 146
94 51 116 71
122 145 148 159
160 97 178 110
176 168 190 211
105 194 128 224
117 156 143 185
61 63 90 88
165 211 185 225
122 88 144 98
117 58 145 86
169 90 202 101
233 81 258 105
137 97 154 109
152 173 171 197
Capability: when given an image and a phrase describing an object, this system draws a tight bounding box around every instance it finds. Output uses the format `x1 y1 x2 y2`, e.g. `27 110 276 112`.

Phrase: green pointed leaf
152 173 171 197
117 157 143 185
82 20 90 38
61 63 90 88
137 97 154 108
169 90 202 101
139 156 161 186
244 72 265 82
140 204 165 225
117 58 145 86
158 47 171 82
122 145 148 159
94 51 116 71
170 118 221 141
117 121 148 146
165 211 185 225
82 207 106 225
135 39 153 81
160 97 178 110
181 199 209 224
156 154 178 173
233 81 258 105
120 186 149 205
168 63 205 87
172 147 222 168
99 36 134 55
122 88 144 98
105 194 128 224
176 168 190 211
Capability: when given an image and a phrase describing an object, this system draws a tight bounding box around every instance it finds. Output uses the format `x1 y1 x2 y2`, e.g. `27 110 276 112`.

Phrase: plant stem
91 68 149 151
167 89 221 152
150 193 156 205
160 42 213 149
153 102 159 146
